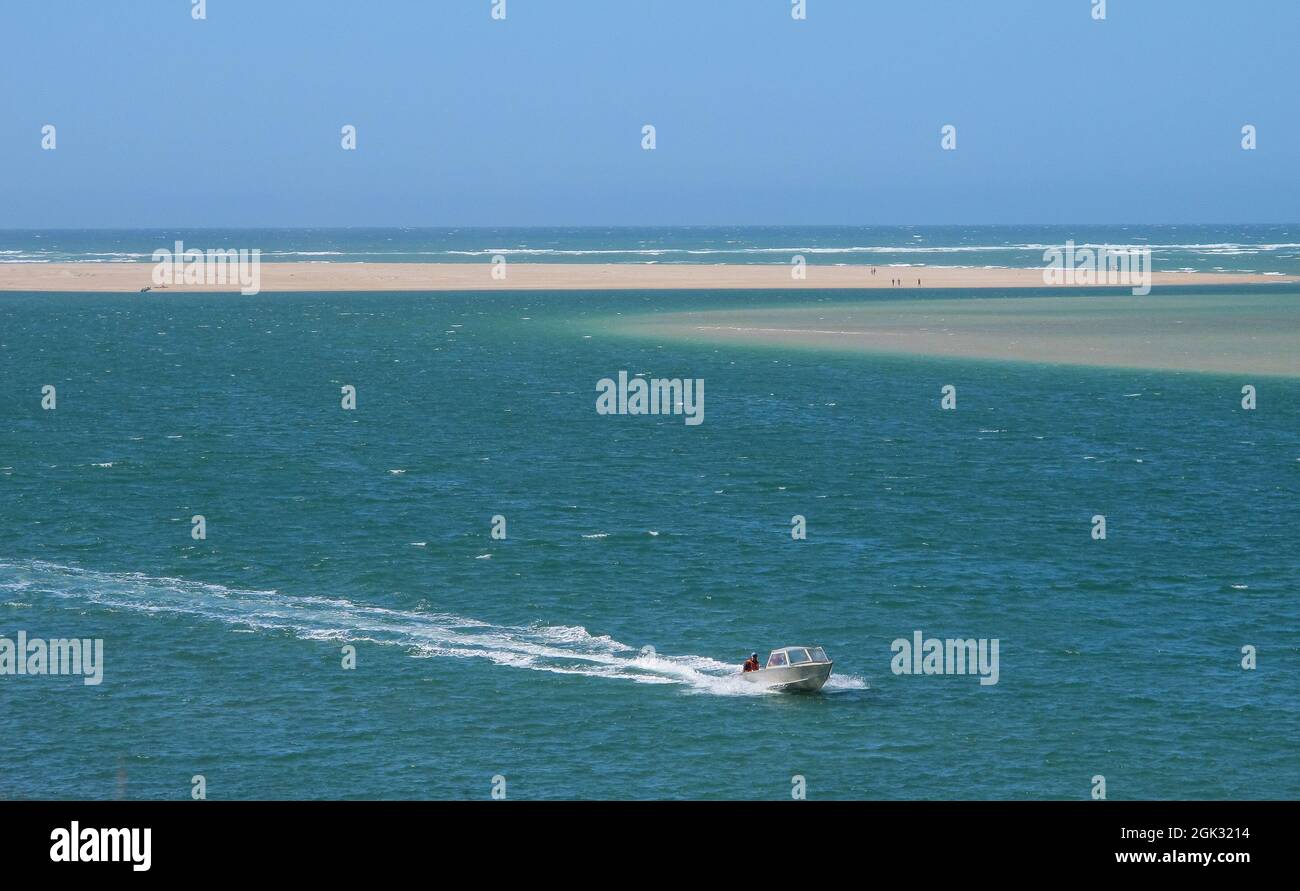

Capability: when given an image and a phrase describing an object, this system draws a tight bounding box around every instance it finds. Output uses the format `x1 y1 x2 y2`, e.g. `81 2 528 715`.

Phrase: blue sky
1 0 1296 226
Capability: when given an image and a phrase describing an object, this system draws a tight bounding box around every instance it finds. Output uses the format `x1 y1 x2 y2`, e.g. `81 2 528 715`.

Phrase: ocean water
1 229 1298 800
3 223 1300 274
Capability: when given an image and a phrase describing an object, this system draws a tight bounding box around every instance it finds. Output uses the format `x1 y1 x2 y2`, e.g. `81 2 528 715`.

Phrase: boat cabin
766 646 830 669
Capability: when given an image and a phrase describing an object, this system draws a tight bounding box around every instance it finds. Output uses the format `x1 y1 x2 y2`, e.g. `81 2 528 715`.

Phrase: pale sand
0 262 1293 293
612 292 1300 377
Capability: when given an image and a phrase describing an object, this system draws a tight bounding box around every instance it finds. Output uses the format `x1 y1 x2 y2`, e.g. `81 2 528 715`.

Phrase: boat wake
0 561 867 697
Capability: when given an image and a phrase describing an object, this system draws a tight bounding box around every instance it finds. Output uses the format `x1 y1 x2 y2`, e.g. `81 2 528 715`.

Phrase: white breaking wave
0 561 866 696
3 241 1298 264
440 242 1300 256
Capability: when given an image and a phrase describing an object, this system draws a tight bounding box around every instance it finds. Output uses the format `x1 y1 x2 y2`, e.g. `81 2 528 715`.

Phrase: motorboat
741 646 833 692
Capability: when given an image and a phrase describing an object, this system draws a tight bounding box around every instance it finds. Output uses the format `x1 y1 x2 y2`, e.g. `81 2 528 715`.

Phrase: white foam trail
0 561 866 696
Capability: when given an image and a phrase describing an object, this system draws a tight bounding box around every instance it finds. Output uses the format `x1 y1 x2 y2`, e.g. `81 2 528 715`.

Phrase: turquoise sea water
2 229 1298 800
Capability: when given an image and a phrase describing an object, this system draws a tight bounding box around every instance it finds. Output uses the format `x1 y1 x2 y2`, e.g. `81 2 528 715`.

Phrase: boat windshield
767 652 788 668
809 647 828 662
786 648 811 664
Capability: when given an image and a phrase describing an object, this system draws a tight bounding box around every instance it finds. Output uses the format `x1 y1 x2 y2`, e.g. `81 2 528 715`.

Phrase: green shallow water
1 288 1297 799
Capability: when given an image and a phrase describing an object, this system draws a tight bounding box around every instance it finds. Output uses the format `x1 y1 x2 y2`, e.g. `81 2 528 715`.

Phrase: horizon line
3 222 1299 232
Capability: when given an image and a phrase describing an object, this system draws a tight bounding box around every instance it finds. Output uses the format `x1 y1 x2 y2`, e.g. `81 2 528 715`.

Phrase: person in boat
742 652 761 673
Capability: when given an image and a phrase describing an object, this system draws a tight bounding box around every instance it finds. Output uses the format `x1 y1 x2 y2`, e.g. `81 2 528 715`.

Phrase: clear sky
2 0 1297 227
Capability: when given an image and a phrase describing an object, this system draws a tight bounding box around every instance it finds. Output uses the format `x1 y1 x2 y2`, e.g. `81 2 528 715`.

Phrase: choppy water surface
1 284 1296 799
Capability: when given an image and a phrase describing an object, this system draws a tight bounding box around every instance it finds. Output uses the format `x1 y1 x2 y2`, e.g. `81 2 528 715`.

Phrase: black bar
0 800 1280 876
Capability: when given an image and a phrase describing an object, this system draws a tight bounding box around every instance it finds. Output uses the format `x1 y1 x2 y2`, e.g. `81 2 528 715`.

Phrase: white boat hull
741 661 833 692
